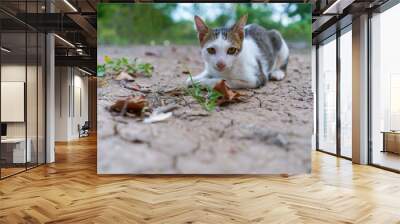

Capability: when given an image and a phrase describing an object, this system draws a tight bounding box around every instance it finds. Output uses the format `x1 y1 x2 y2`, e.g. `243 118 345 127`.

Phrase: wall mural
97 3 313 174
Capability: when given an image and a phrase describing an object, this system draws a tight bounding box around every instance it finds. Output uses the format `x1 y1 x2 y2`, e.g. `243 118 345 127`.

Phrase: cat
186 14 289 89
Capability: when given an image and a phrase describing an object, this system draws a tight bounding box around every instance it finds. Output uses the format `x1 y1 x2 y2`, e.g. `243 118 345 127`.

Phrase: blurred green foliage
98 3 311 45
98 56 154 77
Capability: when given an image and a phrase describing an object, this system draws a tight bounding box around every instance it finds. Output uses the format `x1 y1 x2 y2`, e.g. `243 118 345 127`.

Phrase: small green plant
137 62 154 77
97 56 154 77
97 64 106 77
186 74 222 112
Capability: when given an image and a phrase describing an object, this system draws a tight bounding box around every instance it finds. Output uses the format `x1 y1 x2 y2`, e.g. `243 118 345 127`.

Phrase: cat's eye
207 47 216 55
227 47 237 55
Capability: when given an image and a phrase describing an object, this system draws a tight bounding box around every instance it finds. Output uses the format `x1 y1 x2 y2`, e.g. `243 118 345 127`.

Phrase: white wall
55 66 69 141
54 67 89 141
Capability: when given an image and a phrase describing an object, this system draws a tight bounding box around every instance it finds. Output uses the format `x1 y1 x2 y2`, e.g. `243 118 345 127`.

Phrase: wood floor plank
0 134 400 223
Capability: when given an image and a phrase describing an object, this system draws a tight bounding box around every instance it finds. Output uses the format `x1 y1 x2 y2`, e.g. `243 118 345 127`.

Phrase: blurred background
98 3 311 46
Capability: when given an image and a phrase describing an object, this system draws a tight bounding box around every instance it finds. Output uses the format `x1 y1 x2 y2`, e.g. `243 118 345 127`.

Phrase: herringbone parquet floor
1 134 400 224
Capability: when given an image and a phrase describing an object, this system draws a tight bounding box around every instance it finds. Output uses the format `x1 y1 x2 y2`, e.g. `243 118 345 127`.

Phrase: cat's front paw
270 70 286 81
186 76 203 87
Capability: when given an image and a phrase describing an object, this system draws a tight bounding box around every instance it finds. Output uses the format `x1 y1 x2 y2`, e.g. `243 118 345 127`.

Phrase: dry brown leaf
110 96 147 115
121 82 151 93
132 72 144 77
130 84 141 91
213 80 242 105
115 71 134 81
97 78 109 88
145 51 160 57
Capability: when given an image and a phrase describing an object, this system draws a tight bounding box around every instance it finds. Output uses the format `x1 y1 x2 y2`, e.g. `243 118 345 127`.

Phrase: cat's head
194 15 248 73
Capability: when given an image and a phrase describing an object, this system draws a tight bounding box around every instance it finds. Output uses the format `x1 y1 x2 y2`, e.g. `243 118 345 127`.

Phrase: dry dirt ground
97 45 313 174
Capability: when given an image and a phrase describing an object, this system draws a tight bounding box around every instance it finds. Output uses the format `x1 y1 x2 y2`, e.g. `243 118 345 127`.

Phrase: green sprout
137 63 154 77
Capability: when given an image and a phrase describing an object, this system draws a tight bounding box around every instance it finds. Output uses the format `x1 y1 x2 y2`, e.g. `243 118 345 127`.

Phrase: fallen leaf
129 72 144 77
213 80 242 105
121 82 150 93
145 51 160 57
143 112 172 124
115 71 134 81
130 84 141 91
98 79 108 88
110 96 147 115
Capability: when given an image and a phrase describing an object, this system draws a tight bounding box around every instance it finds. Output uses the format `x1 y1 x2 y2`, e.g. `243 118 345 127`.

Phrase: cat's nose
216 61 226 70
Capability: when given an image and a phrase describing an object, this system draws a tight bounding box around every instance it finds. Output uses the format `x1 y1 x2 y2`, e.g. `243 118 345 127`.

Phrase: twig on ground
154 104 179 114
255 96 263 108
120 81 151 93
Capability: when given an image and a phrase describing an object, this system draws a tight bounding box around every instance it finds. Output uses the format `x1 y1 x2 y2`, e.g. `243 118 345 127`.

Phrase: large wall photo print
97 3 313 174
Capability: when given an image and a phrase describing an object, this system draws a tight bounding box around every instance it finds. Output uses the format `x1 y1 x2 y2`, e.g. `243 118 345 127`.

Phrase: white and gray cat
187 14 289 89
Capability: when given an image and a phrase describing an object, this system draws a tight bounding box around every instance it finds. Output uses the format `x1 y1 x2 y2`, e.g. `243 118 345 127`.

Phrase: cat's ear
194 15 209 43
233 14 248 31
232 14 248 40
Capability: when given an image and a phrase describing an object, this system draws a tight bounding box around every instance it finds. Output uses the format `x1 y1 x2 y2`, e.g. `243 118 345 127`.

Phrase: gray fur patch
212 27 229 40
256 59 267 87
280 57 289 72
245 24 284 71
204 27 243 53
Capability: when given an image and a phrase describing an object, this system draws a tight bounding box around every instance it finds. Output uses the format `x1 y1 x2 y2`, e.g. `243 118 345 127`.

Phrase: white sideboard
1 138 32 163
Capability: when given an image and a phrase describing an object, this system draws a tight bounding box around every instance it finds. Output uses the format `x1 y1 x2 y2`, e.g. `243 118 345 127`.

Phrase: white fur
187 34 263 89
270 40 289 81
270 70 285 80
187 29 290 88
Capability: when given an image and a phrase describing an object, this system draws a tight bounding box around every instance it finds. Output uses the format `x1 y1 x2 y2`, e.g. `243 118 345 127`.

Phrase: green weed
186 74 222 112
